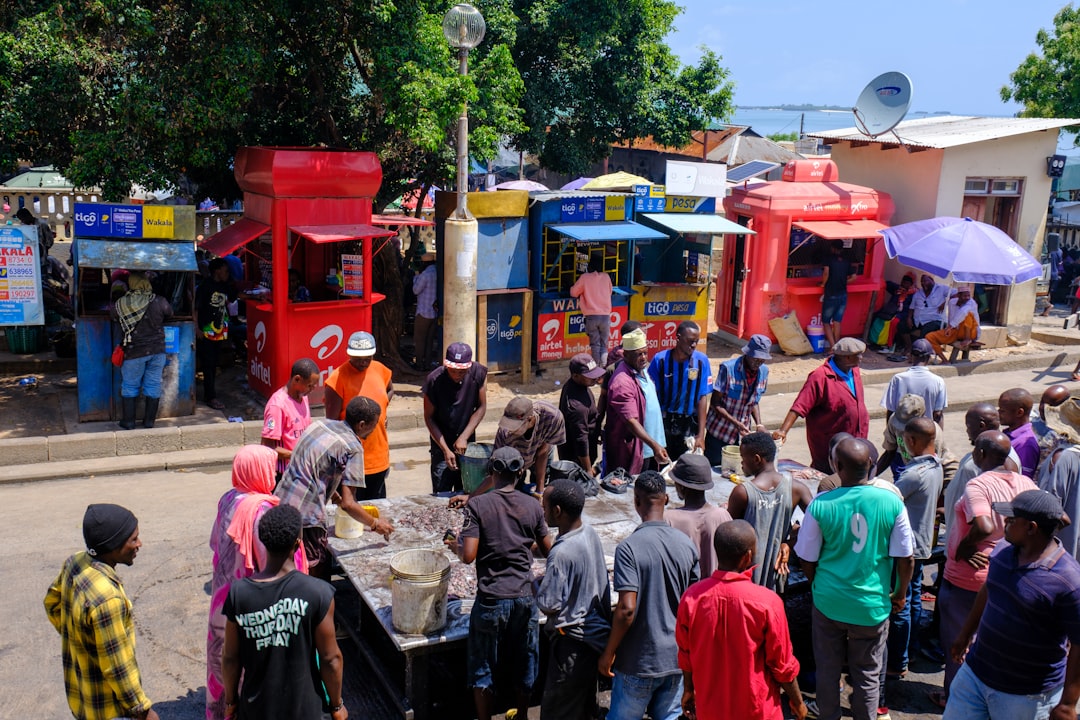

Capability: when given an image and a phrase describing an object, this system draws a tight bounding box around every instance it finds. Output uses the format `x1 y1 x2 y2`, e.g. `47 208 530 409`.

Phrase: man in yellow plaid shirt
45 504 157 720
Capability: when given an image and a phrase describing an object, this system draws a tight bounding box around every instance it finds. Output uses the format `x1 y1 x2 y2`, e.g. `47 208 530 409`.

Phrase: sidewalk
2 339 1079 484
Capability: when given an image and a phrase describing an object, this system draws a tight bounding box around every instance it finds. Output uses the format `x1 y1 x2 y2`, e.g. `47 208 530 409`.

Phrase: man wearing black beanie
44 504 158 720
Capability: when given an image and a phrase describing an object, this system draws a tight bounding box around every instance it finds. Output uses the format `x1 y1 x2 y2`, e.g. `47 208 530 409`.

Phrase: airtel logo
664 321 677 336
542 319 560 342
253 321 267 353
310 325 344 360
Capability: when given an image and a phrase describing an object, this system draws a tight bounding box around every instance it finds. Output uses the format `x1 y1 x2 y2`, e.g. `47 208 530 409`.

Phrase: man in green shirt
794 438 914 720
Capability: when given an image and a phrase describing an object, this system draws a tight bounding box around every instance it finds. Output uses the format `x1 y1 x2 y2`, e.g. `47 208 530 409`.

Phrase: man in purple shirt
998 388 1039 478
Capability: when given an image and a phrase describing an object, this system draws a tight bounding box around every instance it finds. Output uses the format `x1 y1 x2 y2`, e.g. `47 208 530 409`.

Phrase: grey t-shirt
612 521 699 677
1039 446 1080 557
536 524 612 652
895 454 944 559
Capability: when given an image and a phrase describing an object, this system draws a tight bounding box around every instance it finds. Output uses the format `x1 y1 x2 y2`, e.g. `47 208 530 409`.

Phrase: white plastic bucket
390 549 452 635
721 445 742 475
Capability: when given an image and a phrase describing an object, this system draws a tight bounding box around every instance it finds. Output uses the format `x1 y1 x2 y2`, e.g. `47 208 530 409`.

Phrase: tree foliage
1 0 732 197
1001 5 1080 132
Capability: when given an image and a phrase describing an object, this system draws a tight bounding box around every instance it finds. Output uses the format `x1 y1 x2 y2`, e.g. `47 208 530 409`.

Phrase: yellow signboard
141 206 176 238
605 196 626 221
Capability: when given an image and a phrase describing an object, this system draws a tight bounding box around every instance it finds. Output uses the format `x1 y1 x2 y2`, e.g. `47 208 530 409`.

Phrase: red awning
289 224 396 244
792 219 889 240
198 218 270 257
370 214 435 227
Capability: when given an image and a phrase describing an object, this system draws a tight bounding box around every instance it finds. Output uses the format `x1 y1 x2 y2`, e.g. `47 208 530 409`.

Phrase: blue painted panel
77 316 116 421
476 218 528 291
108 321 196 419
482 294 526 370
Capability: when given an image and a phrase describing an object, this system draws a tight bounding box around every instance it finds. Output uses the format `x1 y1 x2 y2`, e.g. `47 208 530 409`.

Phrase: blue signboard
560 197 607 222
74 203 144 238
0 226 43 326
643 300 696 317
164 326 179 354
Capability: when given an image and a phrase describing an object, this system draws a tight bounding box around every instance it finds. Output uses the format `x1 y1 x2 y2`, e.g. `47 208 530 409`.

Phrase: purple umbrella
560 177 594 191
878 216 1042 285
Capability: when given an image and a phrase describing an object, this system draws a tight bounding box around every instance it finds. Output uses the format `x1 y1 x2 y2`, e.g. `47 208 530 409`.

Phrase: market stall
71 203 198 421
528 191 666 363
197 147 395 404
715 159 894 342
632 185 755 347
434 190 532 380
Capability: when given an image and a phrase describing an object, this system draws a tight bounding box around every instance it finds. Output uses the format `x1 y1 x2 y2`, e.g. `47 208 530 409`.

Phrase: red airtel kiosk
198 147 404 403
715 159 895 342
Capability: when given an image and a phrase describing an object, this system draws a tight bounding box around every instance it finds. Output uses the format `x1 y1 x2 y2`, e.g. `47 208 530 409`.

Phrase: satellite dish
852 71 913 139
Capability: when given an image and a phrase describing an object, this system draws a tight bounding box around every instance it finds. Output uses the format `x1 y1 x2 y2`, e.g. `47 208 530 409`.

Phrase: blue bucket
806 325 826 353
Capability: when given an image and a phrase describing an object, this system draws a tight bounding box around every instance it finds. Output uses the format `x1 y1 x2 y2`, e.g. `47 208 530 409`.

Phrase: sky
667 0 1070 116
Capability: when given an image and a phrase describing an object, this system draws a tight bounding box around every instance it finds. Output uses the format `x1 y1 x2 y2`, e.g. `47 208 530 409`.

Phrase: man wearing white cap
605 329 669 474
926 285 980 365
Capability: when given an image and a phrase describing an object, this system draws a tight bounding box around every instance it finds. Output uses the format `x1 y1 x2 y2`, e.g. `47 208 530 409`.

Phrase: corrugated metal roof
77 239 197 271
640 213 756 235
530 190 634 202
809 115 1080 149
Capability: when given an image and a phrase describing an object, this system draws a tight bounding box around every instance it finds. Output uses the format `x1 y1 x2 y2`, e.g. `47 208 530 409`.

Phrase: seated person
925 284 979 364
288 268 311 303
874 273 916 321
896 273 949 355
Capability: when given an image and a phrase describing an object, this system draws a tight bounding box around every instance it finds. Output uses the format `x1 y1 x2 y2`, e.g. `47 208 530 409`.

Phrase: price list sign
0 226 44 326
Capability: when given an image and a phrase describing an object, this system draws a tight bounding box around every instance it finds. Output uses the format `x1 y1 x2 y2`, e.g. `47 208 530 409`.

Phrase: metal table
328 472 743 719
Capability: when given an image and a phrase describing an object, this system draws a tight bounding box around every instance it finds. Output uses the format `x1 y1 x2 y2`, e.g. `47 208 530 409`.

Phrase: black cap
670 453 714 490
83 503 138 557
992 490 1066 527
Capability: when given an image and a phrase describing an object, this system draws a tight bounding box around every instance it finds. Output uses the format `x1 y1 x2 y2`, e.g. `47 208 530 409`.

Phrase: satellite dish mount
852 71 913 149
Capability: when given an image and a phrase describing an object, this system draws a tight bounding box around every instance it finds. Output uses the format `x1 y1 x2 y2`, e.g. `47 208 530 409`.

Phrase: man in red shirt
676 519 806 720
774 337 869 472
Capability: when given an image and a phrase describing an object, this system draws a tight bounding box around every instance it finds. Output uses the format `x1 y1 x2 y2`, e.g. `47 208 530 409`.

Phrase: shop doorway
717 215 752 333
962 178 1023 324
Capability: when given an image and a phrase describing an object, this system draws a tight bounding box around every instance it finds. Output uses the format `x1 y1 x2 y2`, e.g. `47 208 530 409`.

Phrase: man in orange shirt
571 254 614 366
323 331 394 498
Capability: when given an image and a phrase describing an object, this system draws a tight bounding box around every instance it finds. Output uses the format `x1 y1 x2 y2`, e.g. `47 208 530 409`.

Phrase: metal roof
77 239 197 272
639 213 755 235
198 218 269 257
792 219 889 240
547 221 668 242
530 190 634 202
809 115 1080 149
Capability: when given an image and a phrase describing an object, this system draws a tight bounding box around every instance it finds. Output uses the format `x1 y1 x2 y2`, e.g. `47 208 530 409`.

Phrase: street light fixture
442 3 486 219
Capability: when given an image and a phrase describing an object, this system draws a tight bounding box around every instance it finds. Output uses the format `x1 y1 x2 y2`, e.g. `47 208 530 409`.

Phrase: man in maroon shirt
774 337 869 473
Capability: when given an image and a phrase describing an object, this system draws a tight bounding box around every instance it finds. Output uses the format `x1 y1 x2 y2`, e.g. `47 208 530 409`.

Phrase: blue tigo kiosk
72 203 198 422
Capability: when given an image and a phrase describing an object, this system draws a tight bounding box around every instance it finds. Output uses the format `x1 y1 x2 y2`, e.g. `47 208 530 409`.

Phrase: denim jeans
467 596 539 691
607 672 682 720
886 559 925 673
121 352 166 398
583 314 610 367
944 663 1063 720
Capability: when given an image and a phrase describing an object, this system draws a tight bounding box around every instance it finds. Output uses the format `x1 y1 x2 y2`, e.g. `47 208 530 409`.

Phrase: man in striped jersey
647 321 713 462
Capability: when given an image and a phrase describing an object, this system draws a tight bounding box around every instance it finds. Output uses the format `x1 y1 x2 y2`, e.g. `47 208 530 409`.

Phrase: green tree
1001 5 1080 128
1 0 733 362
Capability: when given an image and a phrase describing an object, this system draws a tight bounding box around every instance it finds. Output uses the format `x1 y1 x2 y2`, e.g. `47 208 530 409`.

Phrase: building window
964 177 1023 196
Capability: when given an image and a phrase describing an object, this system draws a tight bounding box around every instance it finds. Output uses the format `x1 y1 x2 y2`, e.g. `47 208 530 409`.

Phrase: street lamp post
440 3 485 355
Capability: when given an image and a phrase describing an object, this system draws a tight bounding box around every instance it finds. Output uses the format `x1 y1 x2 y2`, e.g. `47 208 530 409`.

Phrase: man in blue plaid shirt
704 335 771 466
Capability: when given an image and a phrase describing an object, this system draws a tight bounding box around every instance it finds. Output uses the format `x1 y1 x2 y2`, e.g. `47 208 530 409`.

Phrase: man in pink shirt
934 430 1036 708
570 255 613 366
261 358 320 474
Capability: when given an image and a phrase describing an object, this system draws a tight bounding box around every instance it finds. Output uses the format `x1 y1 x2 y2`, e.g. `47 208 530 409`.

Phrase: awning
640 213 756 236
198 218 270 257
76 239 197 272
792 219 889 239
370 214 435 227
548 221 668 242
289 224 396 244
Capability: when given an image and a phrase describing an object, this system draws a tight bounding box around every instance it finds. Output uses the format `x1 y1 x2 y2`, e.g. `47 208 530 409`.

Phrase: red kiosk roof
370 214 435 227
792 219 889 239
289 224 396 244
198 218 270 257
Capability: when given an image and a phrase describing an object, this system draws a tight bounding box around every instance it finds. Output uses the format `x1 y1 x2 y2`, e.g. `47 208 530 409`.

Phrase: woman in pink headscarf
205 445 307 720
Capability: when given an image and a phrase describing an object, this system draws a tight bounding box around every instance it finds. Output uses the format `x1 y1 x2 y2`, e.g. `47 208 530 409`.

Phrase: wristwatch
330 701 345 712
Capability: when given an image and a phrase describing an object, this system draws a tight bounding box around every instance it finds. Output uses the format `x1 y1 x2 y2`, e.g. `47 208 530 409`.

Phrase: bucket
390 549 452 635
334 504 379 539
806 324 826 354
721 445 742 475
459 443 494 493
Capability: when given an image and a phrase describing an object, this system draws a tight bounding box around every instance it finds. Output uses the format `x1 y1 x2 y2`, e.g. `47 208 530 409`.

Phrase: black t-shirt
196 278 237 341
823 256 852 298
223 571 335 720
559 379 598 465
422 364 488 440
461 488 549 599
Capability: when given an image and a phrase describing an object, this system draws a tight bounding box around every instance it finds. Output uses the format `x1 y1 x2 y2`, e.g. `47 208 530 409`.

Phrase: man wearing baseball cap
494 396 566 493
775 337 869 473
559 353 607 476
45 504 158 720
324 331 395 498
422 342 489 492
945 490 1080 720
704 334 771 466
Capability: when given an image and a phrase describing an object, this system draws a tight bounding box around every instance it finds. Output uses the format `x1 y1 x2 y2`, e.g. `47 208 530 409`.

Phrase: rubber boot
142 397 160 429
118 397 137 430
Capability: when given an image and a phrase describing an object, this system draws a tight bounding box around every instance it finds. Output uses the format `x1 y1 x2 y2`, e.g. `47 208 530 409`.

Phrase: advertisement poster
0 225 43 326
536 297 628 362
341 254 364 297
73 202 179 239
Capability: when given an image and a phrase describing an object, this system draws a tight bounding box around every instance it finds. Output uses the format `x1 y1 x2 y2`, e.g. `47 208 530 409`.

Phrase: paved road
7 412 973 720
